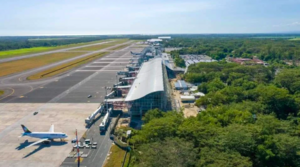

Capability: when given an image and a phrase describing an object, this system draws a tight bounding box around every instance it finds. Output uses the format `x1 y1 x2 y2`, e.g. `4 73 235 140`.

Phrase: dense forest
127 62 300 167
165 37 300 63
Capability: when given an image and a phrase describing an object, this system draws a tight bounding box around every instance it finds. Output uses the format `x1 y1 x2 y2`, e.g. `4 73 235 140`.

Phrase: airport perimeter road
0 41 139 103
0 40 113 63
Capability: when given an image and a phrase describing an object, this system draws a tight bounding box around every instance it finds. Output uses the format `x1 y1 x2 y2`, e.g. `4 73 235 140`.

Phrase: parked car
71 138 77 143
87 95 92 98
85 139 91 145
33 112 38 115
110 135 114 140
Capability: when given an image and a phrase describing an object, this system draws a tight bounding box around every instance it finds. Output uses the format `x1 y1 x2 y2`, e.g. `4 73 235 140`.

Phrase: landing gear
43 141 50 144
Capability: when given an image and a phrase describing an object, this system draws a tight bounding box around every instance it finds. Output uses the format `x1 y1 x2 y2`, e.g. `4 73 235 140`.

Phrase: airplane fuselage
23 132 67 139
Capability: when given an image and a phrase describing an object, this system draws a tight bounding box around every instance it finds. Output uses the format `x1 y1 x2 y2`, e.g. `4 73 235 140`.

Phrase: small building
191 92 205 98
158 36 171 40
228 56 265 65
190 86 198 92
174 80 188 90
180 96 195 103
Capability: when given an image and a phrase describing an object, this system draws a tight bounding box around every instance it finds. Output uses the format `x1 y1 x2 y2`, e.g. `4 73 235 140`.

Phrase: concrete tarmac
0 42 146 167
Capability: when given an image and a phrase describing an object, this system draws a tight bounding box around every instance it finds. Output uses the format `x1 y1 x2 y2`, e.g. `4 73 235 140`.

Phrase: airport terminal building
125 58 171 117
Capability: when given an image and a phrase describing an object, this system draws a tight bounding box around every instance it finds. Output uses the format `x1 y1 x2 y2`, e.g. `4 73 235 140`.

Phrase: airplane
19 124 68 148
130 51 141 55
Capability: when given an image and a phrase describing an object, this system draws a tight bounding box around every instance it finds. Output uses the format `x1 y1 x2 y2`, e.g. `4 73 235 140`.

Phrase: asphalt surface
0 42 145 167
0 40 113 63
0 41 139 103
60 112 121 167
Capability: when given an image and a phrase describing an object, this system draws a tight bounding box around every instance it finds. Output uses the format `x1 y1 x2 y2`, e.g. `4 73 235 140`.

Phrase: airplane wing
49 124 54 132
25 138 49 148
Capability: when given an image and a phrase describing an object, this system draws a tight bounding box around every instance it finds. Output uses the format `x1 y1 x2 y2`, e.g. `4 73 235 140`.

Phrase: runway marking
101 143 113 167
91 128 111 163
85 65 106 67
76 70 120 72
88 64 124 67
100 58 131 60
0 88 15 101
93 62 128 64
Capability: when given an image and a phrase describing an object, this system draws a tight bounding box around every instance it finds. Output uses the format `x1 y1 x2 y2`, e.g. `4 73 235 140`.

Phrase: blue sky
0 0 299 35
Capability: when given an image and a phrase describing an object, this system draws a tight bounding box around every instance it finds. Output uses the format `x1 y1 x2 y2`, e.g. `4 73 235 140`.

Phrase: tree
198 147 252 167
142 108 164 123
250 85 298 119
137 138 197 167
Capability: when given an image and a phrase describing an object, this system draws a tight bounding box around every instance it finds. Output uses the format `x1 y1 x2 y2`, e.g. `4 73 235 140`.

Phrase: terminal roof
125 58 164 101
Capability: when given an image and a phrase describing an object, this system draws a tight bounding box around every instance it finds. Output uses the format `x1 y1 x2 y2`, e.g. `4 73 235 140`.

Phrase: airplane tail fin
21 124 31 133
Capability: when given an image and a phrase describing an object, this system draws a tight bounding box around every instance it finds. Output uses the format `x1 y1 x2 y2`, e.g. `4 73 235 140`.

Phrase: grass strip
0 52 86 77
111 44 131 51
289 38 300 41
27 52 108 80
103 144 127 167
0 90 4 96
0 39 112 59
72 39 129 51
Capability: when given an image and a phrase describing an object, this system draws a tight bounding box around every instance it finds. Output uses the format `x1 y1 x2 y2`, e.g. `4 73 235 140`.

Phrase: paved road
0 40 113 63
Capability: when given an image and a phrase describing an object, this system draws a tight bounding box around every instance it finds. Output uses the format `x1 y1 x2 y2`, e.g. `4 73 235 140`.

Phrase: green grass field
103 145 127 167
0 90 4 96
0 52 85 77
0 39 112 59
28 38 78 41
289 38 300 41
0 47 55 59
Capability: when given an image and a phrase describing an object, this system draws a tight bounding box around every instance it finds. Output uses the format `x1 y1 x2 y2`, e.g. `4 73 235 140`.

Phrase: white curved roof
125 58 164 101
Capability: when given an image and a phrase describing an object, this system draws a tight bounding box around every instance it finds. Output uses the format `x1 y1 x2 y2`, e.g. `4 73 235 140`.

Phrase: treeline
165 38 300 62
0 35 152 51
127 62 300 167
0 36 115 51
171 52 185 68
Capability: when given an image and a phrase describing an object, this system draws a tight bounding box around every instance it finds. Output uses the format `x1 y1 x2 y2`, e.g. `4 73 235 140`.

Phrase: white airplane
19 124 68 148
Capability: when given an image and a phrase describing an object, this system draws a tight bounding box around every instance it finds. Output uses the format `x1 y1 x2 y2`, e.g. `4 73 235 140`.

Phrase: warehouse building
174 80 188 90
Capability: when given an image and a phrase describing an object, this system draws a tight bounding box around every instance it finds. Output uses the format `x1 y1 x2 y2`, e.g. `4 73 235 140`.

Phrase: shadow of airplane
15 140 31 150
16 140 67 158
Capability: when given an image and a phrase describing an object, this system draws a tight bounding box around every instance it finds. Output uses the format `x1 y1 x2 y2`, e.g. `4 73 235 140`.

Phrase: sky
0 0 299 35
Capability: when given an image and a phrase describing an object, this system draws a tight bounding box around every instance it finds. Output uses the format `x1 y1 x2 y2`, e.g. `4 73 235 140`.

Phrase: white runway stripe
76 69 120 72
100 58 131 60
93 62 128 64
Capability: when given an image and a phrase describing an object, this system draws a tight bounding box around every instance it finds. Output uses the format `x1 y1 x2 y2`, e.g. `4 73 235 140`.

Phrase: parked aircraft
19 124 68 148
